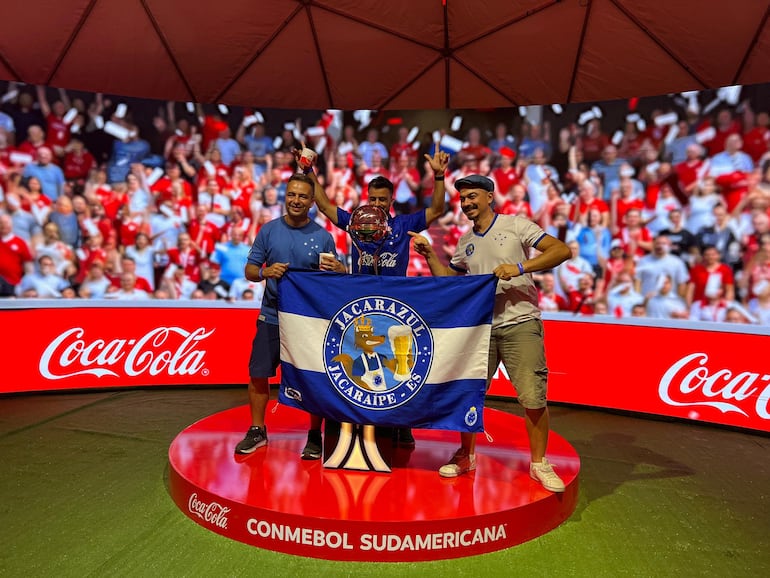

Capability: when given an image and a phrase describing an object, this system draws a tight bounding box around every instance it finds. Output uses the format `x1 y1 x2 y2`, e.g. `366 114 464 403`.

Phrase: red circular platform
168 402 580 562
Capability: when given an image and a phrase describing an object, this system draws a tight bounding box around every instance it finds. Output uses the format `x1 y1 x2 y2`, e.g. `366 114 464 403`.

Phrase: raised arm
424 142 450 225
235 117 248 145
166 101 176 127
57 88 72 111
36 85 51 117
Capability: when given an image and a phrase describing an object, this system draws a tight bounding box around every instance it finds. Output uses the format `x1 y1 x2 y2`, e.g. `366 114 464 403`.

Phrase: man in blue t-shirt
305 143 450 447
234 174 347 459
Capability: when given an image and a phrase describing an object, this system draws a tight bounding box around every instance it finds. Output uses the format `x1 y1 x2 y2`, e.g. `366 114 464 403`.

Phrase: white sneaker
438 448 476 478
530 458 565 492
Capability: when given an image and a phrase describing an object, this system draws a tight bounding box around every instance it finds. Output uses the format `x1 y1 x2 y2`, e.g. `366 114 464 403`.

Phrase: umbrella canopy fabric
0 0 768 110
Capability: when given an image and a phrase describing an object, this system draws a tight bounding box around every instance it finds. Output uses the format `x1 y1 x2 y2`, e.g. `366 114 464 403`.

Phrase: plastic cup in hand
319 252 336 270
298 147 317 173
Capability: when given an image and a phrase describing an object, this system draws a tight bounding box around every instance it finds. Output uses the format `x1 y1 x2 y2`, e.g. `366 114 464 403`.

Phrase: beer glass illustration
388 324 413 381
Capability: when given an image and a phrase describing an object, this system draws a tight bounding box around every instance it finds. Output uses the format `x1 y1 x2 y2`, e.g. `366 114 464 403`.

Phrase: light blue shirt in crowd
22 162 65 201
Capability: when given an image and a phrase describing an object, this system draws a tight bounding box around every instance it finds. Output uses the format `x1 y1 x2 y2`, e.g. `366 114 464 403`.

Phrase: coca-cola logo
659 353 770 419
359 252 398 268
188 493 230 529
39 327 214 380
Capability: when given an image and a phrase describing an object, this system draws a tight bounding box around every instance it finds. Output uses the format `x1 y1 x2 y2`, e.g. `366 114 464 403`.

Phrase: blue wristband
517 262 525 276
258 267 264 281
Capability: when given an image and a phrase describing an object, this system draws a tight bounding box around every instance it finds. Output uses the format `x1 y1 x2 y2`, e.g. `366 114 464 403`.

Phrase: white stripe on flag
279 312 491 384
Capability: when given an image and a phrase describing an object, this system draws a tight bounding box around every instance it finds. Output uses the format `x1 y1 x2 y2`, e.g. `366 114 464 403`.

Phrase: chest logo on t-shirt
493 233 508 246
465 244 475 257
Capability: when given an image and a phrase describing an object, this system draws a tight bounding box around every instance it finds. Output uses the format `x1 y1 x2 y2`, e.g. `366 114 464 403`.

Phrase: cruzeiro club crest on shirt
324 296 433 410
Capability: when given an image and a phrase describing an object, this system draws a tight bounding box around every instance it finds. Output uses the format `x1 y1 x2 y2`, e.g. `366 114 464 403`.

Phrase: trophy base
322 421 393 472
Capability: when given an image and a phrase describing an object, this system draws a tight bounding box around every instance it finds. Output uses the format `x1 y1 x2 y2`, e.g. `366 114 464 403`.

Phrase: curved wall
2 303 768 433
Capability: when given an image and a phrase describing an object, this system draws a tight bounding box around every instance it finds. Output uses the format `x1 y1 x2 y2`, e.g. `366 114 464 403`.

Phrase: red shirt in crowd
95 186 128 222
614 197 645 225
0 234 33 286
538 290 569 312
20 192 52 215
230 183 254 217
461 144 491 161
16 140 45 158
389 142 414 161
569 197 609 222
188 219 221 257
63 150 96 181
567 289 595 315
75 245 108 284
579 132 610 163
108 273 153 293
498 199 532 218
492 167 521 196
675 159 705 194
201 116 228 155
94 216 116 243
325 219 349 257
742 126 770 163
701 120 742 157
642 124 667 151
329 165 356 189
0 145 14 166
167 247 202 282
45 113 71 152
603 255 632 288
688 263 734 303
616 226 653 258
151 177 193 204
196 163 231 189
714 171 749 213
119 219 145 248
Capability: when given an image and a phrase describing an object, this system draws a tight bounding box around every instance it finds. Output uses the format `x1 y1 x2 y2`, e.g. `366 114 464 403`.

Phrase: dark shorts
248 319 281 379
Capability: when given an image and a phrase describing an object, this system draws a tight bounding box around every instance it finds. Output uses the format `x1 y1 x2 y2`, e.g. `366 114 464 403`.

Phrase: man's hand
319 253 346 273
293 141 316 173
424 142 450 175
408 231 434 258
493 264 520 280
264 262 289 279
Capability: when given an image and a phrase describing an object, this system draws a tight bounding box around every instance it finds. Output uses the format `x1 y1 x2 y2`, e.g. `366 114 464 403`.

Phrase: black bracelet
434 175 445 181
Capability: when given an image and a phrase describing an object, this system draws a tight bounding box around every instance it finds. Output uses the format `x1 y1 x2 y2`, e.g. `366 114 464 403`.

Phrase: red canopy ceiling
1 0 769 110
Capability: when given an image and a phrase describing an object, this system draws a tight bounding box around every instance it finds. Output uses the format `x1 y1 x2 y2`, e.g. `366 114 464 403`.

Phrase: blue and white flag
277 271 496 432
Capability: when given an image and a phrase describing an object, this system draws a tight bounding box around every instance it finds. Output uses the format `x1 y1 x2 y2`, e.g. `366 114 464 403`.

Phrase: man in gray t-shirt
410 174 572 493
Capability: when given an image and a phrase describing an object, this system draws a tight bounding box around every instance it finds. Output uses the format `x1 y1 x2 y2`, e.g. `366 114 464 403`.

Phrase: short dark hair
287 173 315 195
368 176 393 195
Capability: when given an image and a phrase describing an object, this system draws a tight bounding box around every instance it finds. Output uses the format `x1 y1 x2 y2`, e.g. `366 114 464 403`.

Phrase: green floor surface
1 389 768 577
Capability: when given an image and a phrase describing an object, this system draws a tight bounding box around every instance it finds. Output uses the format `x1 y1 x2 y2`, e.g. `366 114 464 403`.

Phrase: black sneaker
397 427 415 448
235 426 268 454
301 429 323 460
